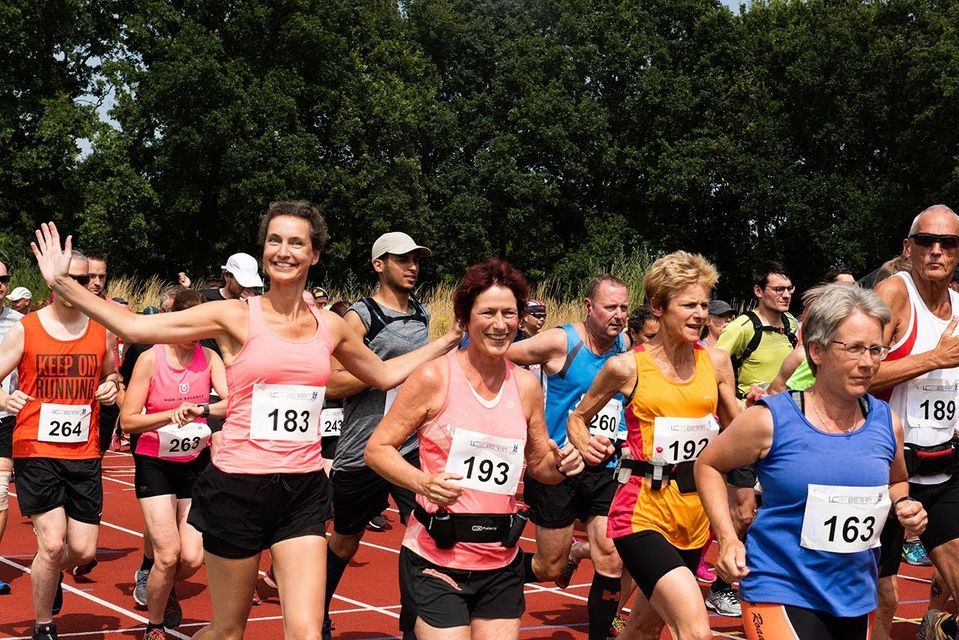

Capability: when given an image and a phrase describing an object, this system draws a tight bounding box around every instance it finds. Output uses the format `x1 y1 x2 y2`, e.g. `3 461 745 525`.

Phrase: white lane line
0 555 191 640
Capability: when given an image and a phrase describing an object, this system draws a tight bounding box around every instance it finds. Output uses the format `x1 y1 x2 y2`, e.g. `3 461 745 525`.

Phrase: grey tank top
333 298 430 471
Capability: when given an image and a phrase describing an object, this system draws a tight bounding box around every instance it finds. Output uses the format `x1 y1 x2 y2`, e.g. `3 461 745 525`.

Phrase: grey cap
371 232 432 262
708 300 735 316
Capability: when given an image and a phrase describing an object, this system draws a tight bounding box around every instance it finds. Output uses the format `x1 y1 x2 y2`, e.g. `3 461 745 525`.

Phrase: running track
0 450 937 639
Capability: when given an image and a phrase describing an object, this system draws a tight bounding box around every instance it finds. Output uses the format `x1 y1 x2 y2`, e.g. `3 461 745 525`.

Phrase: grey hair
70 250 88 264
802 284 891 375
908 204 959 236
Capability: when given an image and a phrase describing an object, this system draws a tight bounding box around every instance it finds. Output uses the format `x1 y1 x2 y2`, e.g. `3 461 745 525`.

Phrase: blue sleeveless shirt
545 325 627 467
740 391 896 617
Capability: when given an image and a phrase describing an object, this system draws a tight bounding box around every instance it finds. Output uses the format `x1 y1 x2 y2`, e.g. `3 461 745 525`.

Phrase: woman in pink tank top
366 258 584 640
120 289 227 634
32 204 463 640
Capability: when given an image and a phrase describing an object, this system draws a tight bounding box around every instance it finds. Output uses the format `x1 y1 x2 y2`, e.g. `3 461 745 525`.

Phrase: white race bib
250 384 325 442
652 415 718 464
907 378 959 429
384 386 400 415
157 422 212 458
321 407 344 437
37 403 91 444
800 484 889 553
444 427 525 495
581 395 623 441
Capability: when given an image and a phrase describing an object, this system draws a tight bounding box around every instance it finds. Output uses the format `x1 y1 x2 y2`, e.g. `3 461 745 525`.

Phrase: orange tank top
14 312 107 459
606 344 718 548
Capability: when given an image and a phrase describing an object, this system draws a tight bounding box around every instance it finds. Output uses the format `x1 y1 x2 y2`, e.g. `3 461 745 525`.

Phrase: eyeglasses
909 233 959 250
68 274 91 286
0 276 9 284
766 285 795 295
831 341 890 361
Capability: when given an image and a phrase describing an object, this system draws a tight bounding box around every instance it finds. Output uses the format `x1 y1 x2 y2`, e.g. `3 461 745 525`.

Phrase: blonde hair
643 251 719 309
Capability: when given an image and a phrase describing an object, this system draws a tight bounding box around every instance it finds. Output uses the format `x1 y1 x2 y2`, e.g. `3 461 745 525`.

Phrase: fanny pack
615 456 697 493
904 436 959 477
413 506 528 549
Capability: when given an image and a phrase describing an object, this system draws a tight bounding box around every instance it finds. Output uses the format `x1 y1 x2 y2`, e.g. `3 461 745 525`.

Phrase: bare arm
0 323 32 414
505 327 568 370
568 353 634 465
768 344 805 394
888 410 927 537
119 351 177 433
707 346 742 428
325 310 372 399
518 367 583 484
364 360 465 506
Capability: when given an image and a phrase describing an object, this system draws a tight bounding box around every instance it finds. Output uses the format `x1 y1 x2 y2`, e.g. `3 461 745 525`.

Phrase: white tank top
887 271 959 484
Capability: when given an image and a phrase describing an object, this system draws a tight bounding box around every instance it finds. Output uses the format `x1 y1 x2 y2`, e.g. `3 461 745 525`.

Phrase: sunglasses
0 275 9 284
68 274 91 286
909 233 959 250
528 312 546 319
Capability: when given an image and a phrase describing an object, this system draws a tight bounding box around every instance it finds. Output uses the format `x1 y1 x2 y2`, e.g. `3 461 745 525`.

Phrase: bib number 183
250 384 324 442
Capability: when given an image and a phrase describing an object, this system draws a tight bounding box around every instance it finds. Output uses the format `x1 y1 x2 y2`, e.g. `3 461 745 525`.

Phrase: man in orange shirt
0 250 120 640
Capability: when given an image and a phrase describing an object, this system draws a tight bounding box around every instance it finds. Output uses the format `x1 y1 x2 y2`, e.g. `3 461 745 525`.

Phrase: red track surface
0 450 937 639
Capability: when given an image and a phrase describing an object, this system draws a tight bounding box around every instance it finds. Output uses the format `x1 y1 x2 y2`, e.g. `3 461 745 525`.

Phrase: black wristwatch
200 403 210 418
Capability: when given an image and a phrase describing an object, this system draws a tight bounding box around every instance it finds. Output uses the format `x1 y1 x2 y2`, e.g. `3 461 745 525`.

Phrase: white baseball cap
7 287 31 301
222 253 263 288
371 232 432 262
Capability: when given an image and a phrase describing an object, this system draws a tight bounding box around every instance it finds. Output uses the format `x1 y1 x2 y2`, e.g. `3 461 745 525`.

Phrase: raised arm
325 310 373 399
505 326 568 370
567 352 634 465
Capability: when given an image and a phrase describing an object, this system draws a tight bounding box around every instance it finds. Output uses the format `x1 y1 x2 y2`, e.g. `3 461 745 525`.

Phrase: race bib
250 384 325 442
579 395 623 441
800 484 889 553
384 386 400 415
322 407 344 437
37 403 91 444
157 422 212 458
652 415 718 464
444 427 525 495
907 378 959 429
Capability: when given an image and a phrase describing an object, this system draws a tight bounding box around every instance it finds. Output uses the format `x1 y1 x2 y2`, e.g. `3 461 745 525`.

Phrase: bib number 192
668 437 710 462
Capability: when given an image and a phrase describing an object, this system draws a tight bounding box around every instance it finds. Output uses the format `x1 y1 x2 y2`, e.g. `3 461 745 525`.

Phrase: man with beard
319 232 432 640
506 275 629 640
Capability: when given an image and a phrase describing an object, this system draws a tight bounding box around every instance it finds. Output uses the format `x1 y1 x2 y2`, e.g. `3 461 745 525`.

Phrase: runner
30 204 461 640
321 231 433 638
696 283 927 640
365 257 584 640
0 250 119 640
506 275 629 640
518 299 546 339
0 259 24 596
120 289 228 639
567 251 738 640
8 286 32 314
199 252 262 301
702 300 734 348
626 304 659 346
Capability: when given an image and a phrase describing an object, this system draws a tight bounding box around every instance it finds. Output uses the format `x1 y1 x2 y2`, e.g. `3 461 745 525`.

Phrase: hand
178 272 191 287
714 537 749 584
442 321 465 351
5 390 35 415
934 317 959 368
896 497 928 538
30 222 73 287
583 434 615 466
551 440 585 478
421 472 463 507
95 379 119 405
745 383 769 407
172 402 203 426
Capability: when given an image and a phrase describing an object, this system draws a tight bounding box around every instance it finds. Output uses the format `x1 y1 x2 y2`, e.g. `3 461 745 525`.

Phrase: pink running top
213 296 332 475
134 343 212 462
403 351 528 570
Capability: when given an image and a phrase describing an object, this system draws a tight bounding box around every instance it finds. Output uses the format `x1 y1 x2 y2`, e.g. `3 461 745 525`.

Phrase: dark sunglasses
528 312 546 319
0 275 9 284
68 274 91 286
909 233 959 250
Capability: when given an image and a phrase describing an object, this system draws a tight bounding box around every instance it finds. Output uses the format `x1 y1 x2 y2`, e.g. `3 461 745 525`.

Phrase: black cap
708 300 734 316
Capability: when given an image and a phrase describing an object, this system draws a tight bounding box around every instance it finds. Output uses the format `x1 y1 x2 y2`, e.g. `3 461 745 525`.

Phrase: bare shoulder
604 351 637 379
874 273 908 308
705 344 734 371
511 364 541 395
405 356 449 394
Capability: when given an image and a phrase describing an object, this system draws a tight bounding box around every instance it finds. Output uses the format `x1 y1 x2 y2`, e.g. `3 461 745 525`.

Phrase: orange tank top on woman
14 312 107 459
606 344 718 549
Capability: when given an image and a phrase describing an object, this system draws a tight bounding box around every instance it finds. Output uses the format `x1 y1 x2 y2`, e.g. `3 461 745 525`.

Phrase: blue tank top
740 391 896 617
545 325 627 467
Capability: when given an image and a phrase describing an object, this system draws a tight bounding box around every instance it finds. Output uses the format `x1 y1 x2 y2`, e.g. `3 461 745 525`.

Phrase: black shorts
331 448 419 535
399 546 524 631
524 464 617 529
98 404 120 454
614 530 702 600
321 436 339 460
727 464 758 488
877 513 904 579
742 602 871 640
13 457 103 525
0 415 13 458
134 449 211 499
187 464 332 559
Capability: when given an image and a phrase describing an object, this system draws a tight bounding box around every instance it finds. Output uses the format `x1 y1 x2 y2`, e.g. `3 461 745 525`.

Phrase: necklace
810 396 861 434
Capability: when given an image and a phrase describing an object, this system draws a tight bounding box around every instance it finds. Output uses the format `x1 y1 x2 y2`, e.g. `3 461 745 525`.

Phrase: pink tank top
403 351 528 570
134 343 212 461
213 296 332 475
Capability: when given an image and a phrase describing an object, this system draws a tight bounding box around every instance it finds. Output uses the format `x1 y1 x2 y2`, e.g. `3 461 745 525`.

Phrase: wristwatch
200 403 210 418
